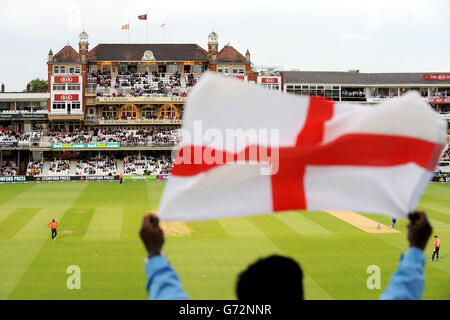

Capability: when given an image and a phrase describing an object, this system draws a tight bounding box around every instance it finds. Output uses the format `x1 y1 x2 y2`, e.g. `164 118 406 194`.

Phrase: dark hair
236 255 303 301
52 219 55 222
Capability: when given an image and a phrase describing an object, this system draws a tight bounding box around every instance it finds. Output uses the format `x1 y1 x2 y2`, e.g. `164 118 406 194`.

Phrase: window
69 67 74 73
233 67 238 74
52 102 65 110
53 84 65 91
54 66 59 73
60 66 66 73
194 65 204 73
70 102 81 109
142 106 157 119
102 106 118 119
67 84 81 91
239 67 244 74
121 104 137 119
137 64 147 73
167 64 178 73
224 67 229 74
217 68 223 73
75 67 80 74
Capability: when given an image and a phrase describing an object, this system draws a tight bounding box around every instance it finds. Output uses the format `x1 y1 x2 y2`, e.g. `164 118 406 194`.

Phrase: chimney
26 83 31 92
48 49 53 62
1 83 4 93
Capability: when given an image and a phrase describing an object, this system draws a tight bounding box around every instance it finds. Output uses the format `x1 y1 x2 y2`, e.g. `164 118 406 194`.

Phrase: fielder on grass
48 219 58 241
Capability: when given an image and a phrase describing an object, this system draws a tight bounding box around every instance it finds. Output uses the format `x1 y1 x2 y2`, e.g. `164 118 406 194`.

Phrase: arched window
121 104 137 119
159 104 178 119
141 106 157 119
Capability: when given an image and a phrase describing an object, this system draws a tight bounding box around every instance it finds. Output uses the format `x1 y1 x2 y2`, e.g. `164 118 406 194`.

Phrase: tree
28 78 48 92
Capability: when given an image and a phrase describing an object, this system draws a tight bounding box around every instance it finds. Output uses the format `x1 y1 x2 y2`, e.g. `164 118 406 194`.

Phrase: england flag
158 72 447 221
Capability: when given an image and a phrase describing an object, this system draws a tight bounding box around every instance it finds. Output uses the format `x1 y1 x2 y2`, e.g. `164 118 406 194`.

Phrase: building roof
0 92 50 102
53 46 81 63
216 45 247 63
281 71 450 85
88 43 209 62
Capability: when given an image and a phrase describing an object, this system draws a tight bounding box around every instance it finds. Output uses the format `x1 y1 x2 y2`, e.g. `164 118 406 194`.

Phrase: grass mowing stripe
0 208 41 239
14 207 68 240
0 183 33 206
217 217 264 237
0 239 45 299
57 208 96 239
121 207 148 240
0 208 16 225
84 207 123 240
274 211 334 237
0 183 87 208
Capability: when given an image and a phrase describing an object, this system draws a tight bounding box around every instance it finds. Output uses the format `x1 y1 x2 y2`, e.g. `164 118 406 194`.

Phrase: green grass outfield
0 181 448 300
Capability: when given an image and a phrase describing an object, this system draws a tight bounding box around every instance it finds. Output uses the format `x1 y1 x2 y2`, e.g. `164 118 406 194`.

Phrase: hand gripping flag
138 14 147 20
122 24 129 30
158 72 447 221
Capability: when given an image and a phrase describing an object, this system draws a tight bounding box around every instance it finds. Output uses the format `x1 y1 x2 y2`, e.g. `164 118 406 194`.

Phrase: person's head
52 219 55 222
434 235 438 238
236 255 303 301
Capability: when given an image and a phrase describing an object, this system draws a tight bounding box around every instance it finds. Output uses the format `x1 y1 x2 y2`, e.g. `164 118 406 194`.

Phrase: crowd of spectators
26 161 43 176
91 71 111 88
442 145 450 161
75 158 117 176
49 130 92 144
431 90 450 98
341 89 365 98
48 159 70 175
97 129 150 145
186 73 198 88
95 128 181 146
123 155 173 175
0 161 17 176
0 130 41 145
151 128 181 146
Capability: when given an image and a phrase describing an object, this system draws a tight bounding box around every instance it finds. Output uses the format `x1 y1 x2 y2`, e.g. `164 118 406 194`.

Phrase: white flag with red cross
158 72 447 221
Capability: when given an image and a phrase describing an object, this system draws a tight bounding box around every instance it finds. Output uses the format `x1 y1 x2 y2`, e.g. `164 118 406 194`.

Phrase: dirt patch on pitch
160 222 193 236
60 230 75 235
325 211 399 234
72 210 88 215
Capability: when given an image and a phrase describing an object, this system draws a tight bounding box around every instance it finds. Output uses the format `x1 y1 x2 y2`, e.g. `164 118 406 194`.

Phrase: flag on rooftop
158 72 447 221
138 14 147 20
121 24 129 30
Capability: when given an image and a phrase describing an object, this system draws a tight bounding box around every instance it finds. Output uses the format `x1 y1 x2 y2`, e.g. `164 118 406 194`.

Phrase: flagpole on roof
128 20 130 44
163 19 166 42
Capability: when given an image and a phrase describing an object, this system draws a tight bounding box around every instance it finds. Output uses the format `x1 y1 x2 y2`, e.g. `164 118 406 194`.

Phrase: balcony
0 109 48 120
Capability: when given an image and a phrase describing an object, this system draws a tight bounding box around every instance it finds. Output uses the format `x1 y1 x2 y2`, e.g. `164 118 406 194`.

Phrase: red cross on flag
158 72 447 221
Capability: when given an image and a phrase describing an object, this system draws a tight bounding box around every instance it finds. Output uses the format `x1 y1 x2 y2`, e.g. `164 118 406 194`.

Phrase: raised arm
380 211 432 300
140 214 188 300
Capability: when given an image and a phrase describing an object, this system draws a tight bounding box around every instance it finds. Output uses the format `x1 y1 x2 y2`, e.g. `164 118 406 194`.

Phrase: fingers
408 211 427 224
142 214 160 229
149 214 159 227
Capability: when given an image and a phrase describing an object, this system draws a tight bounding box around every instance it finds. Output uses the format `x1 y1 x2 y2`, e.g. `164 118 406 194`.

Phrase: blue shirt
145 254 188 300
145 247 425 300
379 247 425 300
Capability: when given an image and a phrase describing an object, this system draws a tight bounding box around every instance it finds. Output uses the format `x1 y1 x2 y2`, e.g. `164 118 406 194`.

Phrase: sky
1 0 450 91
